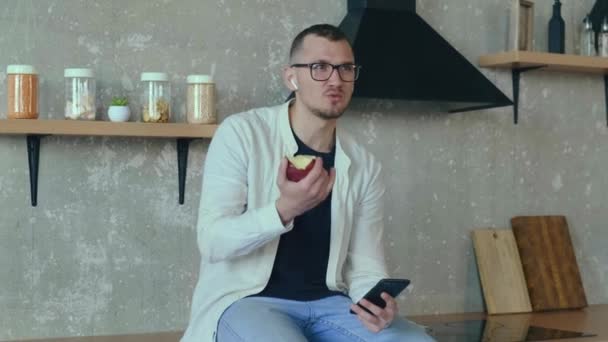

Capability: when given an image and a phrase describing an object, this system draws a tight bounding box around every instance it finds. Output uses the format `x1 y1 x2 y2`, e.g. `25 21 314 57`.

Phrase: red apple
286 155 316 182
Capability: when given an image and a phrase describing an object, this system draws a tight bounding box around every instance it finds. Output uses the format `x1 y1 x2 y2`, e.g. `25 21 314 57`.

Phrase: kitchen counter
4 304 607 342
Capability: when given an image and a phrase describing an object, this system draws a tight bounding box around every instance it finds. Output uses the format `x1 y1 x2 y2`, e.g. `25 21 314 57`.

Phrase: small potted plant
108 96 130 122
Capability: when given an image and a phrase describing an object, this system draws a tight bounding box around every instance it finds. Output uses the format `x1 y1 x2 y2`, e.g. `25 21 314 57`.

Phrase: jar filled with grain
6 65 39 119
140 72 171 123
186 75 216 124
64 68 96 120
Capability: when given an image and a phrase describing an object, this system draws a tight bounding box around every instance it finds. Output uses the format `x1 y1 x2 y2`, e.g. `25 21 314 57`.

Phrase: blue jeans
217 295 436 341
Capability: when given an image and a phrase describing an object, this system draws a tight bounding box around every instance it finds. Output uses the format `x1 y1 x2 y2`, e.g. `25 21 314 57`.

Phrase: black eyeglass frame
290 62 362 82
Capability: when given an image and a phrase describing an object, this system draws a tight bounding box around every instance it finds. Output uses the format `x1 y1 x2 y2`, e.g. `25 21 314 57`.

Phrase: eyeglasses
290 62 361 82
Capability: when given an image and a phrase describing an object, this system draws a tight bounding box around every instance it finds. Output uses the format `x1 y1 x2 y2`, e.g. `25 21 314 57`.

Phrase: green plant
111 96 128 106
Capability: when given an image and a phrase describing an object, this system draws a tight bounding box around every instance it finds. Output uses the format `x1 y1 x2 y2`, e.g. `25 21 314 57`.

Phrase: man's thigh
216 297 308 342
307 295 436 342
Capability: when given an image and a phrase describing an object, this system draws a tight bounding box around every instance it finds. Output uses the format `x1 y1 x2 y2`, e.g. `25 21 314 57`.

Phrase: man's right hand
275 157 336 224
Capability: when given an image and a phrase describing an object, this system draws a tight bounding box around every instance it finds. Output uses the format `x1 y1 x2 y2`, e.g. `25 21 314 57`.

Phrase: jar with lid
187 75 216 124
6 65 38 119
580 14 595 56
64 68 96 120
601 17 608 57
140 72 171 123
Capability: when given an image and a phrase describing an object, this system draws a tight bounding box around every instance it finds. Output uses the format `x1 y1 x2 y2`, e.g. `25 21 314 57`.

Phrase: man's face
289 35 355 120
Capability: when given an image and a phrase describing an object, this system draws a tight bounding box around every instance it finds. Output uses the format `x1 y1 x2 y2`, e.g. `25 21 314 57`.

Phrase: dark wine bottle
548 0 565 53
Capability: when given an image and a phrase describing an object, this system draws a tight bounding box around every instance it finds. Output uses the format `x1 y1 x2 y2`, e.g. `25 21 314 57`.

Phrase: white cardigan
181 101 389 342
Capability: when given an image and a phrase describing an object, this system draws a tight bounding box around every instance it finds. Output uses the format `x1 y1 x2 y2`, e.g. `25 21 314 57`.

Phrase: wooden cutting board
472 228 532 314
510 216 587 311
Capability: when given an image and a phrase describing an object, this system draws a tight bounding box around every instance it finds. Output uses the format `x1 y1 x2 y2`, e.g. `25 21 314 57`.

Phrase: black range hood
338 0 513 113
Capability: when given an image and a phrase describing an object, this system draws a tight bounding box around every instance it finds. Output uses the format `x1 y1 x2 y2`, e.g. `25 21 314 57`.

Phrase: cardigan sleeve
196 117 293 263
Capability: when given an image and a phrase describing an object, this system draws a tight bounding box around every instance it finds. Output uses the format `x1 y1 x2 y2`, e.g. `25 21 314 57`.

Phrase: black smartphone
349 278 410 315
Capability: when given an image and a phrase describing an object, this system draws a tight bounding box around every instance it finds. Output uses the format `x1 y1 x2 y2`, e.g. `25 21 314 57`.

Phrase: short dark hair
289 24 352 61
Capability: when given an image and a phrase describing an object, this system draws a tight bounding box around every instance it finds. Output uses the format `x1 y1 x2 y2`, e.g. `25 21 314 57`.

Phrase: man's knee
216 301 251 341
220 298 257 323
217 298 307 342
217 320 246 342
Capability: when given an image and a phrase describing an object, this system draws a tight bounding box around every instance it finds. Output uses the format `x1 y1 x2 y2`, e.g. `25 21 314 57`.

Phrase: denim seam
219 320 246 342
304 302 315 329
314 318 367 342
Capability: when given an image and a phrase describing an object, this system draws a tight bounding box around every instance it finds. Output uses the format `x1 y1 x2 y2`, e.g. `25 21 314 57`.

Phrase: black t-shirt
254 130 345 300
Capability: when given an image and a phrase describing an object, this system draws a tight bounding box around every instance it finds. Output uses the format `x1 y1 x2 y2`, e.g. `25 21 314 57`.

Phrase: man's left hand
350 292 399 333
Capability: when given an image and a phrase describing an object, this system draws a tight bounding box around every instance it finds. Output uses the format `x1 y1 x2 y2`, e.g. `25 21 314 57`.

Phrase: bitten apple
286 155 316 182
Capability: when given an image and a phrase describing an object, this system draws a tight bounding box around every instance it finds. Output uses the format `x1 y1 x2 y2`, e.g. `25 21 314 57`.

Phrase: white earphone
290 78 299 91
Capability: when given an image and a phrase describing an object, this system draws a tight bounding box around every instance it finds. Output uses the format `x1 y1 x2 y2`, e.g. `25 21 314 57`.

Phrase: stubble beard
308 98 350 120
311 107 346 120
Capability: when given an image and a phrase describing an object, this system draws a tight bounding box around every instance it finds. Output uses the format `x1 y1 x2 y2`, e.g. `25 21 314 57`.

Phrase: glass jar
187 75 216 124
6 65 38 119
64 68 96 120
580 15 596 56
140 72 171 123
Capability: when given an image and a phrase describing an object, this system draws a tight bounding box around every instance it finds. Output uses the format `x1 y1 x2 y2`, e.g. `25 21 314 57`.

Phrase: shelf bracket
604 74 608 126
177 138 193 205
26 135 44 207
512 65 546 124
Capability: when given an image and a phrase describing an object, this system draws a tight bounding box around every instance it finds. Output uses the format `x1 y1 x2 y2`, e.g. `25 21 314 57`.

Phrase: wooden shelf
0 119 218 138
479 51 608 74
478 51 608 125
0 119 218 207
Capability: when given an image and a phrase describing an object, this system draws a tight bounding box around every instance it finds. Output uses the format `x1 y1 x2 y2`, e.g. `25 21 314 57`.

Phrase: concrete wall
1 0 605 339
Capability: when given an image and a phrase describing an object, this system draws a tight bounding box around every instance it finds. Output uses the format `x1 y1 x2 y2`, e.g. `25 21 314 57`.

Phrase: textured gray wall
1 0 606 339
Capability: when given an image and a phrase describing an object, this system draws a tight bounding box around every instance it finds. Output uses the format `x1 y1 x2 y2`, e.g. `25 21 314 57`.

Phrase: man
181 24 435 341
